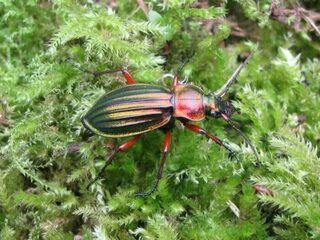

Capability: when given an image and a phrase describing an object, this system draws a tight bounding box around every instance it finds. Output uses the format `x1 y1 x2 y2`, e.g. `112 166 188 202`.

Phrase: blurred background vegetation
0 0 320 239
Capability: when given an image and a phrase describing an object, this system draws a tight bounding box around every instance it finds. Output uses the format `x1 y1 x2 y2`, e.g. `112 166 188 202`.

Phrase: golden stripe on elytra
98 118 171 137
113 92 171 100
105 109 164 119
105 100 172 111
108 93 171 102
102 117 166 127
91 93 172 113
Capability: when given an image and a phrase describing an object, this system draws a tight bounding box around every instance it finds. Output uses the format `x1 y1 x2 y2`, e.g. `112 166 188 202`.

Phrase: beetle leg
172 74 188 87
172 74 190 88
136 131 172 197
121 69 137 84
87 135 142 189
183 123 239 161
93 68 137 84
67 59 137 84
172 54 194 88
172 75 180 87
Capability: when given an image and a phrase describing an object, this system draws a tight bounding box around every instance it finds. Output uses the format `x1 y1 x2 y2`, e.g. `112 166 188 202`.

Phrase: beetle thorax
173 84 205 121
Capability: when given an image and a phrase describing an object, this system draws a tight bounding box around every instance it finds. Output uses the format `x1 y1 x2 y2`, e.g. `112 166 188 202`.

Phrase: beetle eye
210 110 221 118
224 101 235 117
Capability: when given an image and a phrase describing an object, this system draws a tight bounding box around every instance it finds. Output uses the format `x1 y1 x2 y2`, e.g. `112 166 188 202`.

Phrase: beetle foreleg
135 131 172 197
171 53 194 88
87 135 142 189
172 75 180 87
172 73 188 87
183 123 239 161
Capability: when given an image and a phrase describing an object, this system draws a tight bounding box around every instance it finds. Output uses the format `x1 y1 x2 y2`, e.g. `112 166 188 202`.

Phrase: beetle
81 53 259 196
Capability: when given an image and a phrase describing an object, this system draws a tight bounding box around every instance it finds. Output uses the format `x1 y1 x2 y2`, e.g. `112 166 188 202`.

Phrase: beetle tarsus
86 151 117 190
221 114 260 164
184 123 241 160
135 131 172 197
219 139 241 161
135 180 159 197
67 59 137 84
86 135 142 190
227 149 240 162
67 58 96 75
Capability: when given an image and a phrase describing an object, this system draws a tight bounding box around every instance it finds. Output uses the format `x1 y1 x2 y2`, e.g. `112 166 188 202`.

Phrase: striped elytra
82 84 174 137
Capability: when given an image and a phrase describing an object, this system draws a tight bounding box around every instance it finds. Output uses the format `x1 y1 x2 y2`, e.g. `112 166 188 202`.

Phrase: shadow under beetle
81 53 259 196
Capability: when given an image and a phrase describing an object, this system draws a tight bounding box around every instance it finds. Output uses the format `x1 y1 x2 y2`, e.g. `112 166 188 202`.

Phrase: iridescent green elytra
82 84 173 137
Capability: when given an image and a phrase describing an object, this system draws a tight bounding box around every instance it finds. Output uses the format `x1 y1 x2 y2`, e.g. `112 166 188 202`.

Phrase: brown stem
137 0 149 18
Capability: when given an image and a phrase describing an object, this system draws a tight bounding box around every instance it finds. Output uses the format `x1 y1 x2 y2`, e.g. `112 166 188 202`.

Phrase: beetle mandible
82 53 258 196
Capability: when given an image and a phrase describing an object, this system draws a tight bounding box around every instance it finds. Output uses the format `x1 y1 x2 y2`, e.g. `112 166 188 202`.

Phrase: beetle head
204 94 234 119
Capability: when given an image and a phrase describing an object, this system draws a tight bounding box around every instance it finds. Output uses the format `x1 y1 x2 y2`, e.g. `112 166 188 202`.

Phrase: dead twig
137 0 149 18
0 99 9 127
303 14 320 36
0 118 9 127
270 1 320 36
107 0 118 10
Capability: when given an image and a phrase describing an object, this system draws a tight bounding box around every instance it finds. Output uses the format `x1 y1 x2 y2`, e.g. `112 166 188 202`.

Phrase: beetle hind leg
135 131 172 197
93 68 137 84
87 135 142 189
67 59 137 84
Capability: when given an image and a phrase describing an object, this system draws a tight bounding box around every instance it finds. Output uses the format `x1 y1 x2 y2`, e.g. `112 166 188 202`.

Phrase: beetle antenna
221 114 259 163
215 52 253 97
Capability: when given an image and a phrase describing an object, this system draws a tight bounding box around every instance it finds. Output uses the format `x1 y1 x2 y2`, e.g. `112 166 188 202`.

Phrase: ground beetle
81 53 259 196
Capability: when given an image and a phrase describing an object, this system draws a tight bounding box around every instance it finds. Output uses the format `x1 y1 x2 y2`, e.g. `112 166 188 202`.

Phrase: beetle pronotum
81 53 259 196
